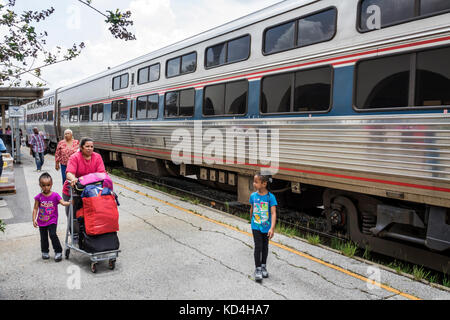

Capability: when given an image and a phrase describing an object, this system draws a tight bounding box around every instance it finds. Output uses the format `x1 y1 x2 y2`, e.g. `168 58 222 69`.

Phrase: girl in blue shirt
249 173 277 282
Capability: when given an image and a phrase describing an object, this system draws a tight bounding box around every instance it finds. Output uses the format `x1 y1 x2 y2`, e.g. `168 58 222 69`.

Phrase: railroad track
107 166 354 244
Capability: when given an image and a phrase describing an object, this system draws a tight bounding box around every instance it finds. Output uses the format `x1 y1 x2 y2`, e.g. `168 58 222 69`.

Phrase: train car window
356 53 410 109
80 105 90 122
179 89 195 116
227 35 250 64
359 0 450 31
204 84 225 115
181 52 197 74
138 67 148 84
43 112 48 122
69 108 78 122
297 8 336 47
120 74 129 89
420 0 450 15
111 99 128 121
264 21 295 54
261 73 292 113
166 52 197 78
112 73 129 91
137 94 159 119
294 67 332 112
91 103 103 121
167 58 181 78
138 63 160 84
112 76 121 90
206 43 226 68
164 88 195 117
225 80 248 115
136 96 147 119
97 104 104 121
415 47 450 107
359 0 415 31
48 111 53 121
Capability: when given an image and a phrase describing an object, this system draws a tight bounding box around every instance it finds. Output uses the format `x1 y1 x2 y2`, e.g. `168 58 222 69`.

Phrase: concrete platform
0 149 449 300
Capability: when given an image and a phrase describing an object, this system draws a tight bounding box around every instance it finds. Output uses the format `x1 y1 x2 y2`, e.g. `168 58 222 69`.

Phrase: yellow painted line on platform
115 181 421 300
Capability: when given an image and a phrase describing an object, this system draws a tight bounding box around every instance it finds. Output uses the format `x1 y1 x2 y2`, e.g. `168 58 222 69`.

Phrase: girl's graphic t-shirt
250 192 277 233
34 192 62 227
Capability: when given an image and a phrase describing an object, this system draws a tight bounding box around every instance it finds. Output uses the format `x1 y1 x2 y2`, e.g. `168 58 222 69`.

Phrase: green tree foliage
0 0 136 87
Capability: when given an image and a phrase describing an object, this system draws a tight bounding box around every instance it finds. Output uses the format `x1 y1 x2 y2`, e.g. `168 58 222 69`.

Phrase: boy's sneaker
261 264 269 278
254 267 263 282
42 252 50 260
55 252 62 262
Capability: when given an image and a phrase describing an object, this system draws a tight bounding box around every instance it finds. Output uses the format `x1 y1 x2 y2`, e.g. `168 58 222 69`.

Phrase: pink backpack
77 172 113 191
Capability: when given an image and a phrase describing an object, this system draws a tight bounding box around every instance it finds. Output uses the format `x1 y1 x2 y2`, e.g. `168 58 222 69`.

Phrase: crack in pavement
271 251 386 300
118 204 289 299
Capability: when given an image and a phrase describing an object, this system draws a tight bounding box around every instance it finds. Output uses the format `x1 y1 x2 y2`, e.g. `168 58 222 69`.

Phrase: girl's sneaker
261 264 269 278
254 267 263 282
54 252 62 262
42 252 50 260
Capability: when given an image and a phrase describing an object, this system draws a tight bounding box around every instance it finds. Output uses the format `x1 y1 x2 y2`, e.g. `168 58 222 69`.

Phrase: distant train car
24 93 57 152
24 0 450 272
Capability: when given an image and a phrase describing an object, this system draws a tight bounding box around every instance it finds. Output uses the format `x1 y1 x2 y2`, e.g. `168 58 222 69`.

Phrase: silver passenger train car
24 0 450 272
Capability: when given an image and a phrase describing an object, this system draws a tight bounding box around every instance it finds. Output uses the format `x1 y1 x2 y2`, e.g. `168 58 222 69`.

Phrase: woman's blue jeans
61 164 67 184
35 152 44 170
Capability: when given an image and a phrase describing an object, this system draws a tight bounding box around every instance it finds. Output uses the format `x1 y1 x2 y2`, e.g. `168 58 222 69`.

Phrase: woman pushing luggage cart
64 173 120 273
63 137 120 273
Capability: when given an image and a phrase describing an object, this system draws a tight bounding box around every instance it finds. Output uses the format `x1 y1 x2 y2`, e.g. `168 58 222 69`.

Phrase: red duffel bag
82 191 119 236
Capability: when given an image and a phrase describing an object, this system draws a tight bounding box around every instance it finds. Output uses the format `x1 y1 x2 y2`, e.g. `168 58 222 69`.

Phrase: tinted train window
138 63 160 84
204 85 225 115
69 108 78 122
206 43 226 67
206 35 250 68
261 66 332 114
420 0 450 15
297 9 336 47
203 80 248 116
166 52 197 78
356 54 410 109
415 47 450 106
164 88 195 117
111 99 128 120
136 94 159 119
225 80 248 114
112 73 129 91
43 112 47 121
359 0 450 31
80 105 90 122
294 67 332 112
261 73 292 113
48 111 53 121
264 21 295 54
264 8 336 55
91 103 104 122
355 46 450 110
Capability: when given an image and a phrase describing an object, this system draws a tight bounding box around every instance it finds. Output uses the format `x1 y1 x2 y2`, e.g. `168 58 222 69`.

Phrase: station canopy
0 87 48 107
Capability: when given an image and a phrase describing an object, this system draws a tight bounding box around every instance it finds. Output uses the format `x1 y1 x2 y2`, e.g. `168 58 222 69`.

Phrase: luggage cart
64 188 120 273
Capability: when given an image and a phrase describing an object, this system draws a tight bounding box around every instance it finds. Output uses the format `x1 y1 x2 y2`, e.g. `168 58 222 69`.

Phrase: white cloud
36 0 281 90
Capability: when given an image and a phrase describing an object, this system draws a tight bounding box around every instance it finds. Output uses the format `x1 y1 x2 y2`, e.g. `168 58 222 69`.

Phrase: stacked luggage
65 172 120 273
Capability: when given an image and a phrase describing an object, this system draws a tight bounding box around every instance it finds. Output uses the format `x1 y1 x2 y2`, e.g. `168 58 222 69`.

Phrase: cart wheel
65 249 70 259
90 262 97 273
108 259 116 270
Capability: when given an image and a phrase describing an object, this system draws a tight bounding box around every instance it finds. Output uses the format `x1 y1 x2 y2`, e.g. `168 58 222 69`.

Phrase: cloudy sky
10 0 282 91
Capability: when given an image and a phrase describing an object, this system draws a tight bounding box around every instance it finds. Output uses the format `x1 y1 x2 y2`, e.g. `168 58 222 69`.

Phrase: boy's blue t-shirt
250 191 277 233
